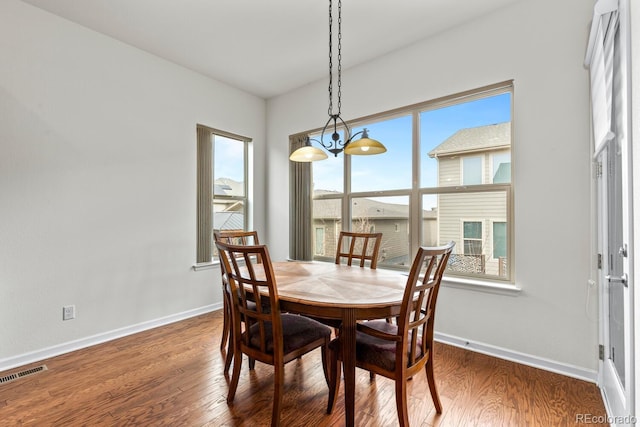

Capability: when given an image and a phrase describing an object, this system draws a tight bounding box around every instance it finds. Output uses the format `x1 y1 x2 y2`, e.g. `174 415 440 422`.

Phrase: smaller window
462 156 482 185
196 124 251 264
315 227 325 256
492 152 511 183
493 221 507 259
213 135 248 236
463 221 483 255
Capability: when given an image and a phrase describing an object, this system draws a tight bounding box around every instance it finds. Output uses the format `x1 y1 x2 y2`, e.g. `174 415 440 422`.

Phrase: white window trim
194 124 252 270
442 275 521 296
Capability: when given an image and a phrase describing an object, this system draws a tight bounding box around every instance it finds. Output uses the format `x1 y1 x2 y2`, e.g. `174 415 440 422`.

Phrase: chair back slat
214 230 260 245
335 231 383 268
214 230 262 263
398 242 455 370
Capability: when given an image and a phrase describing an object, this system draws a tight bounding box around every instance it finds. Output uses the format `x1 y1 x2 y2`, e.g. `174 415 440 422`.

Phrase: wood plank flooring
0 311 608 426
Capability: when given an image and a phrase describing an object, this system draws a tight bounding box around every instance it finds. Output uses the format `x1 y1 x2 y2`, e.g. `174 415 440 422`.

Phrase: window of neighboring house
462 156 483 185
493 221 507 258
492 152 511 184
463 221 483 254
196 125 251 264
315 227 325 255
308 81 513 282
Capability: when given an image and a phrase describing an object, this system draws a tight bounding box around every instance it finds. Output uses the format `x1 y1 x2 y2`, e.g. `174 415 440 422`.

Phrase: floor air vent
0 365 47 385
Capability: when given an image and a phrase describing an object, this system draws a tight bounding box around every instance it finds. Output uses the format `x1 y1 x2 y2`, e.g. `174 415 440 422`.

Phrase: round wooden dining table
271 261 408 427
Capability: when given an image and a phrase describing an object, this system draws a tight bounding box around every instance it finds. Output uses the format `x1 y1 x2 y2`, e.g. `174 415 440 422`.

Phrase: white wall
267 0 597 372
0 0 266 369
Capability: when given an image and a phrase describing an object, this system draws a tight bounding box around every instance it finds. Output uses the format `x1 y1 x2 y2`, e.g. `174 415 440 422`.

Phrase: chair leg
321 344 330 387
227 343 242 403
220 297 230 351
326 349 341 414
395 378 409 427
224 333 233 374
271 364 285 427
425 355 442 413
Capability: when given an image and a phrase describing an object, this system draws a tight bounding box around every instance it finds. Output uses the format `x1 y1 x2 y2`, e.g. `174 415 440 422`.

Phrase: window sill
441 276 521 296
192 260 521 297
192 261 219 271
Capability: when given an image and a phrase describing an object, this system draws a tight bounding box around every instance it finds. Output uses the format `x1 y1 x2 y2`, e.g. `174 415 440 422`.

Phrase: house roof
314 191 436 220
214 178 243 196
214 212 244 231
428 122 510 158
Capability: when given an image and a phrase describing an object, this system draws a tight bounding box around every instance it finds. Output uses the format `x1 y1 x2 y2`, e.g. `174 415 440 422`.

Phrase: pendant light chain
327 0 333 117
336 0 342 116
327 0 343 117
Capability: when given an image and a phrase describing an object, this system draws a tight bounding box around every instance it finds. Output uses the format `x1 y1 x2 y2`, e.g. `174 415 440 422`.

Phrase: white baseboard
0 304 220 373
2 309 598 386
435 332 599 384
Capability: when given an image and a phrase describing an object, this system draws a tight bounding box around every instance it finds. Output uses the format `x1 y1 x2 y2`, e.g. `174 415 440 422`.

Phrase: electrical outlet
63 305 76 321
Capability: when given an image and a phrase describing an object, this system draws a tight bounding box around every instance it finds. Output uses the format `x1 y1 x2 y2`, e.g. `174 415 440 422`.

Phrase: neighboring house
313 192 437 266
213 178 245 231
312 122 510 276
428 122 511 277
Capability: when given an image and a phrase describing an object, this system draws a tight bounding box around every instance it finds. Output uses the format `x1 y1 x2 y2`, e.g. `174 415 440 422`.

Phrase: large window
309 82 513 282
196 125 250 264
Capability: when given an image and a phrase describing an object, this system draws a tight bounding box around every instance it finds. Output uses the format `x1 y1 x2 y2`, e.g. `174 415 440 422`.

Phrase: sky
313 92 512 203
214 135 245 189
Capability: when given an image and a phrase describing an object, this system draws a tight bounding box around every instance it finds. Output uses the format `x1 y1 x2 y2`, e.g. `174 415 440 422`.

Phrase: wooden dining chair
327 241 455 427
335 231 383 268
216 241 332 427
214 230 260 373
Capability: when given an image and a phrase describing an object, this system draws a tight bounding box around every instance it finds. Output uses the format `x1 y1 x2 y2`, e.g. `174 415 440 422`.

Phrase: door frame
597 141 634 424
592 0 636 424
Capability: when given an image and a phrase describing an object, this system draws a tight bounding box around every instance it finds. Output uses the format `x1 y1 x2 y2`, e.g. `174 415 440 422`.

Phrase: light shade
344 135 387 156
289 145 329 162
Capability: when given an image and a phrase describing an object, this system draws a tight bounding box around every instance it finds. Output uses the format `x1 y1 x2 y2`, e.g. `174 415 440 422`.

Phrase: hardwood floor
1 311 608 426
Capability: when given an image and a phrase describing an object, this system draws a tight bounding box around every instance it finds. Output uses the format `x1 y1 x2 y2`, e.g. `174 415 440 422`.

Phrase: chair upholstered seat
329 320 422 372
248 314 331 354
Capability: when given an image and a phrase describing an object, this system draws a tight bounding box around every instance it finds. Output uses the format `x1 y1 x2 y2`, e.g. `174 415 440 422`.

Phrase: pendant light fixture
289 0 386 162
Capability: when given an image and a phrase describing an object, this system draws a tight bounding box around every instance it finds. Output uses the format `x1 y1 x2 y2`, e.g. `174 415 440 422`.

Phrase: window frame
306 81 514 284
212 134 250 233
195 124 251 267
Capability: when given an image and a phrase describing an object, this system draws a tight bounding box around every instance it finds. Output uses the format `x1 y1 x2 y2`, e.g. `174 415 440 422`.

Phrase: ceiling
21 0 522 99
